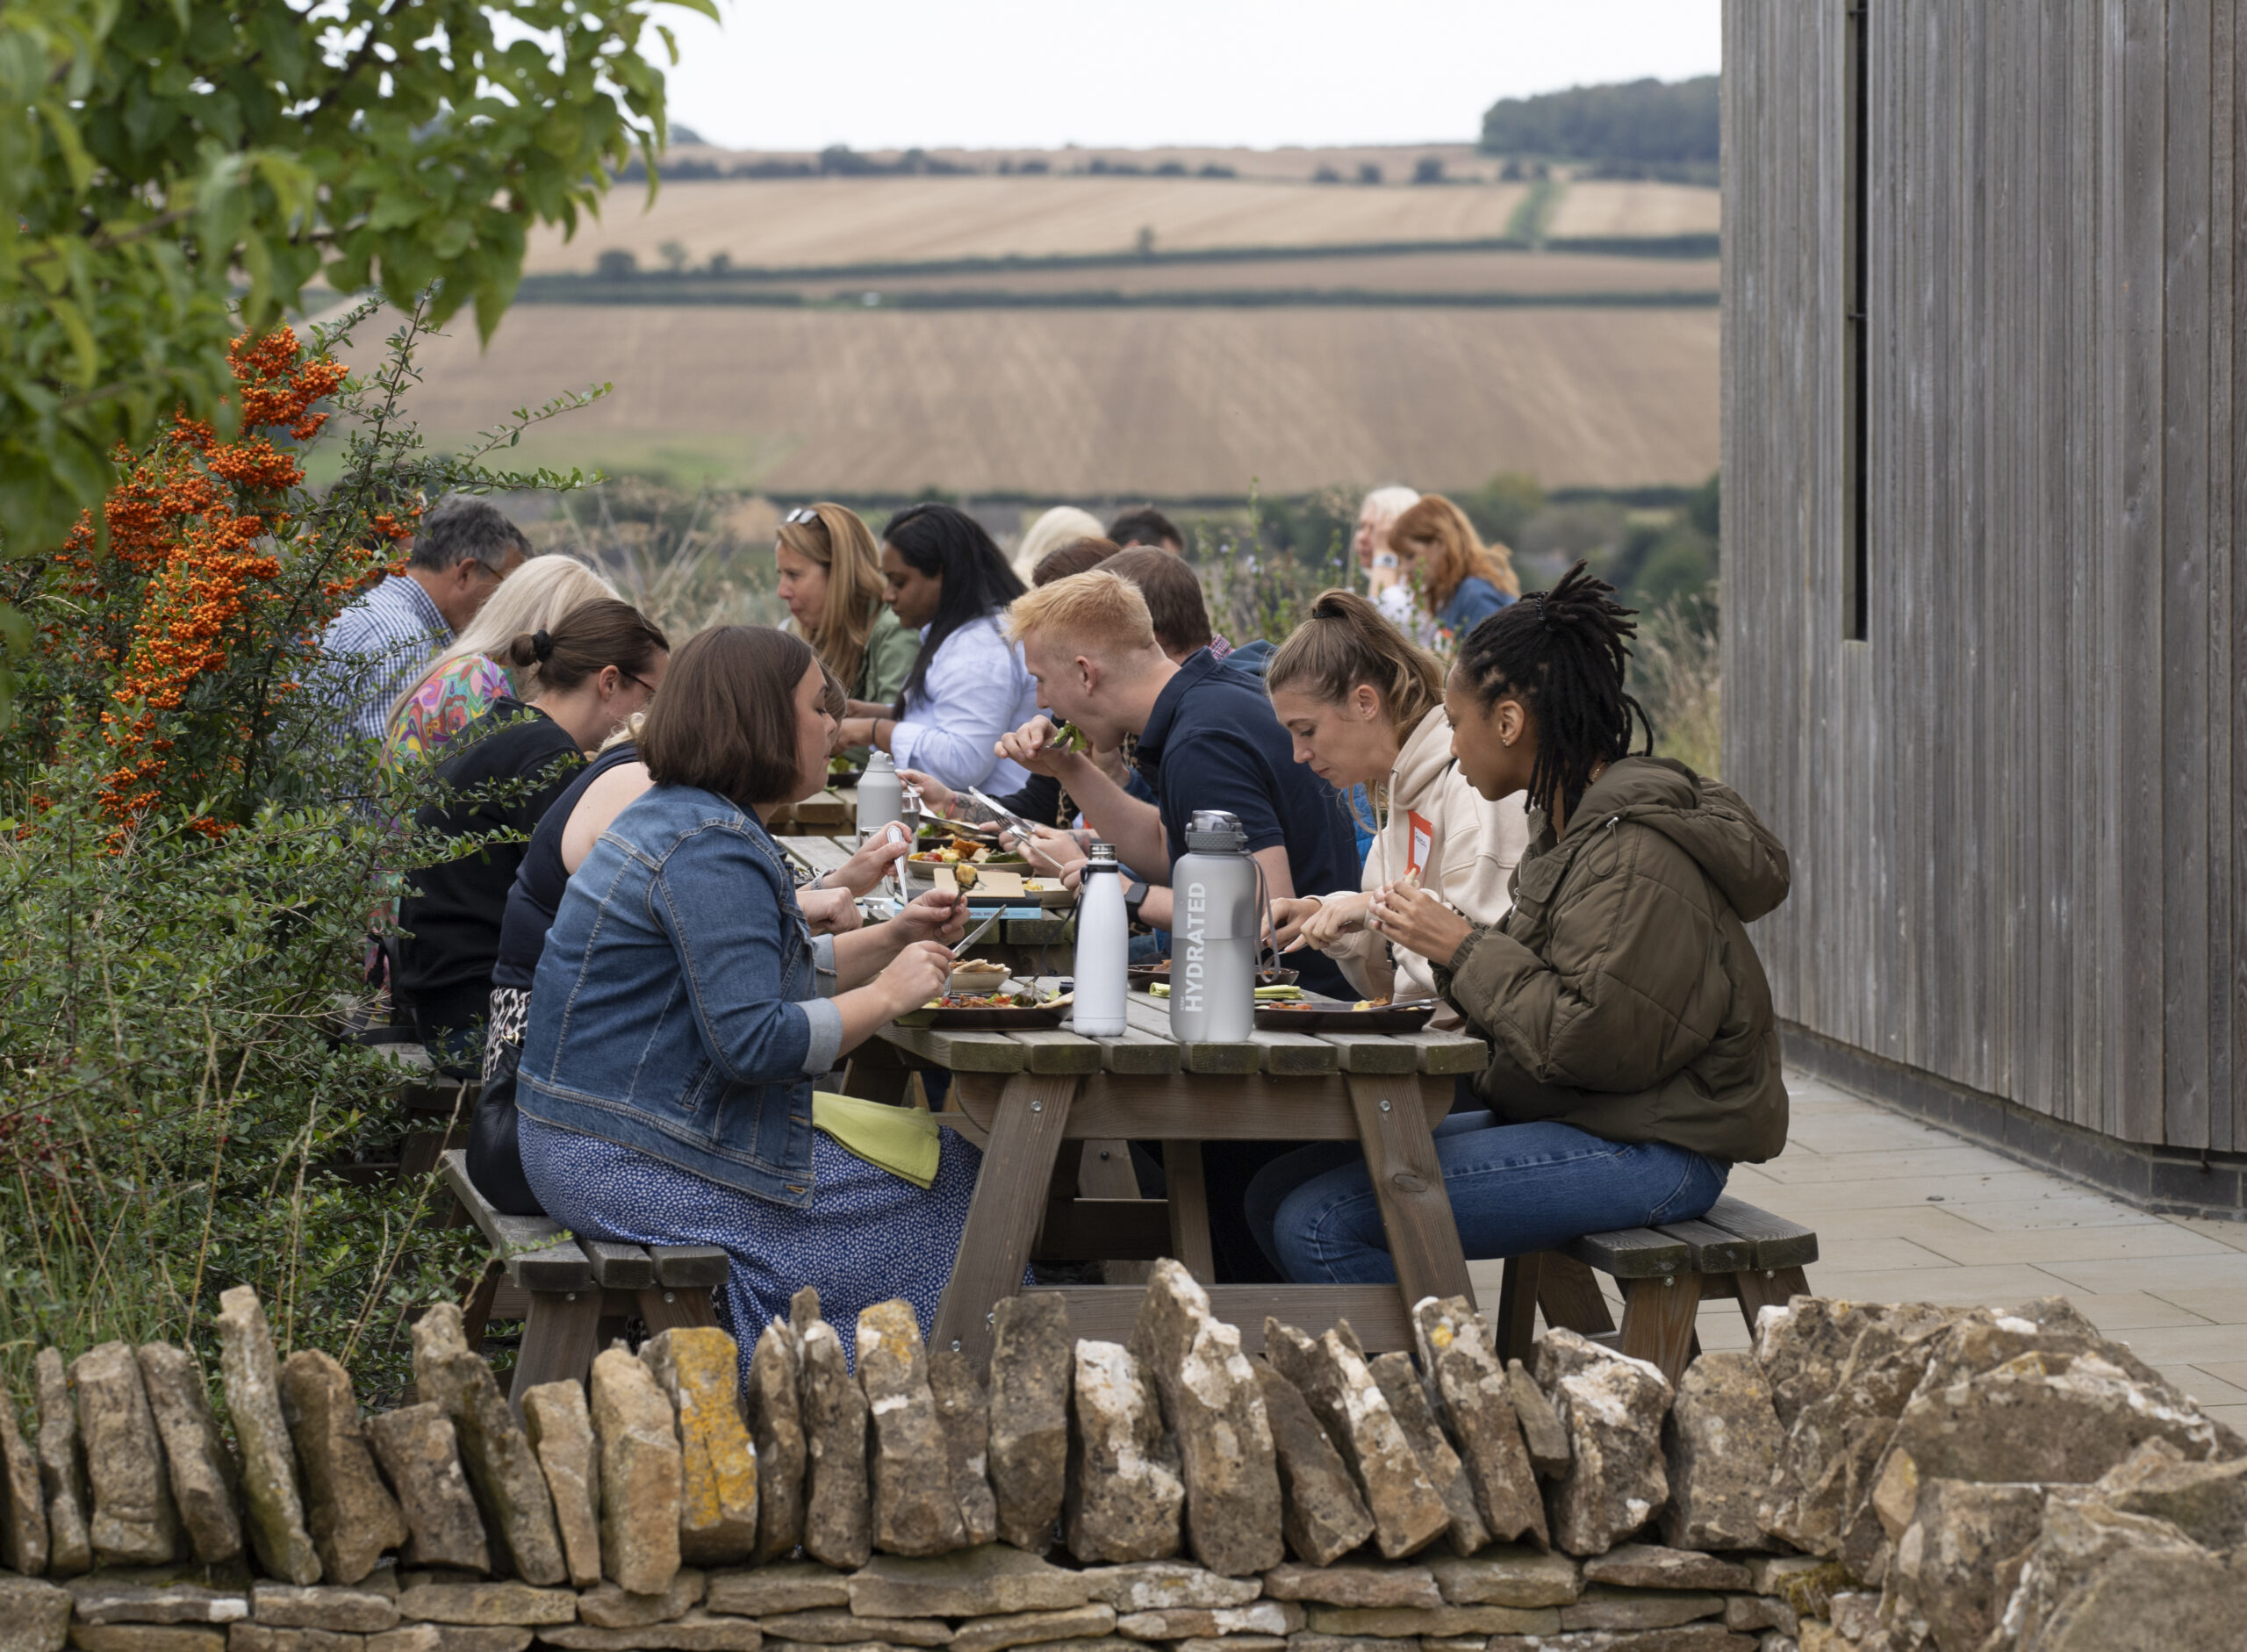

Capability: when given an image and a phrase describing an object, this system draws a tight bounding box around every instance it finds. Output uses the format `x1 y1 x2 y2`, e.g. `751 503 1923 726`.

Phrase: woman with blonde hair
1391 494 1520 643
385 553 619 765
1009 504 1107 585
775 502 920 717
1265 589 1529 1017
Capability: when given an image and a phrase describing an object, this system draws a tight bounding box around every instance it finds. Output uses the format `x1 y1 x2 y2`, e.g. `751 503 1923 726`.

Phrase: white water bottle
1169 809 1259 1042
856 750 905 836
1072 842 1129 1037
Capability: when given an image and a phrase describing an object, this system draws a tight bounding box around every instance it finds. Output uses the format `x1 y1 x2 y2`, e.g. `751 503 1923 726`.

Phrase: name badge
1406 810 1435 882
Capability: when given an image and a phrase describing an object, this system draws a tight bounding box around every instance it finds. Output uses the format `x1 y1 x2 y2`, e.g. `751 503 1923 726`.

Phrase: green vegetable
1049 721 1090 753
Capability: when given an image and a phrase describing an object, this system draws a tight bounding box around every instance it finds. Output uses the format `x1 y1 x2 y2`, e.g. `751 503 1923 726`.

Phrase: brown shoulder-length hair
1392 494 1519 612
641 626 839 810
776 502 887 694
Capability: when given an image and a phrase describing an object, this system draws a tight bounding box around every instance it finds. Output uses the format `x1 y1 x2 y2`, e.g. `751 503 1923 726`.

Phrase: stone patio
1467 1066 2247 1434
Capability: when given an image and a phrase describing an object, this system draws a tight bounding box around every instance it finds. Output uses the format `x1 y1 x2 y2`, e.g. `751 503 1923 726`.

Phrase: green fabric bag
811 1089 942 1189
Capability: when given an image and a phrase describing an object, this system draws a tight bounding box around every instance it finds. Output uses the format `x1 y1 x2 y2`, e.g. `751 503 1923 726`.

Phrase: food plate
1253 995 1436 1033
895 991 1066 1030
1128 961 1297 988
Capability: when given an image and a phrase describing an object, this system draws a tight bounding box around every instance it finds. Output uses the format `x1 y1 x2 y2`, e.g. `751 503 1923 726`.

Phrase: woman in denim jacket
517 625 973 1366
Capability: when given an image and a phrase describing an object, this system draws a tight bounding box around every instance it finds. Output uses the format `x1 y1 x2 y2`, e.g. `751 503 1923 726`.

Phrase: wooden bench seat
1493 1194 1819 1387
441 1150 729 1403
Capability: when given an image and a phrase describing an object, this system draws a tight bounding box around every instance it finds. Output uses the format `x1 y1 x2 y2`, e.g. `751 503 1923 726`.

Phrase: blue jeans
1244 1112 1731 1284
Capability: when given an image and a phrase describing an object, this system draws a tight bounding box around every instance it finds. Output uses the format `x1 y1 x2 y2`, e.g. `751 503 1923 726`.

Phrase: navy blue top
492 741 644 992
1134 649 1359 1000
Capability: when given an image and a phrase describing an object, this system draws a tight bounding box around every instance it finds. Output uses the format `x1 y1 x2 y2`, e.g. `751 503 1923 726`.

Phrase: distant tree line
1480 75 1719 171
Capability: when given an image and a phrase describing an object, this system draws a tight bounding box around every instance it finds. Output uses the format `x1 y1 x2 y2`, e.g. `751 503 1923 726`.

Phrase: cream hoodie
1315 705 1532 1012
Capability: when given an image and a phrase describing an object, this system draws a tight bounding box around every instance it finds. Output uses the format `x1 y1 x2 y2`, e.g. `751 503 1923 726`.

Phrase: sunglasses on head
784 506 822 526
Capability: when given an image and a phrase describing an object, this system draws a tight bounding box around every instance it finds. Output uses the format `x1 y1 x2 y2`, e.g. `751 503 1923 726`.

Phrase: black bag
467 1038 545 1216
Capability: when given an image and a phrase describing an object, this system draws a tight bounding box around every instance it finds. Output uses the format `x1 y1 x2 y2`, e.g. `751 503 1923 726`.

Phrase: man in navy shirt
994 571 1360 1002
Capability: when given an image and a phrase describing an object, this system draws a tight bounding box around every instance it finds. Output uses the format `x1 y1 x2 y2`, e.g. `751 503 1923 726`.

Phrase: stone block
1253 1361 1370 1569
587 1349 682 1598
1073 1562 1260 1612
216 1291 319 1586
1558 1586 1724 1630
364 1627 530 1652
1408 1301 1547 1548
2095 1438 2247 1548
642 1330 757 1569
1879 1479 2041 1652
1533 1331 1672 1559
536 1612 762 1651
574 1571 705 1630
248 1584 399 1633
791 1292 868 1573
1173 1641 1284 1652
1723 1596 1797 1635
0 1396 51 1577
1661 1354 1782 1554
947 1606 1114 1652
742 1324 805 1566
0 1576 73 1652
927 1351 998 1550
226 1627 360 1652
364 1407 489 1575
700 1565 847 1619
1285 1637 1422 1652
409 1307 565 1587
74 1343 181 1567
135 1347 242 1568
755 1609 951 1645
1127 1264 1281 1577
1299 1605 1558 1638
36 1348 95 1578
852 1302 966 1558
278 1353 406 1587
520 1383 602 1590
68 1630 226 1652
1063 1341 1181 1565
1583 1546 1753 1593
1368 1351 1489 1557
1505 1359 1570 1480
1425 1545 1583 1608
1114 1602 1302 1640
1264 1321 1446 1562
846 1546 1094 1618
391 1578 575 1627
1260 1562 1439 1609
66 1581 249 1625
987 1296 1070 1556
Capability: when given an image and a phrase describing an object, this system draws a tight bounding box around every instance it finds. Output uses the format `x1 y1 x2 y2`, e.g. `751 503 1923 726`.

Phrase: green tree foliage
1479 75 1719 164
0 0 712 568
1459 470 1547 548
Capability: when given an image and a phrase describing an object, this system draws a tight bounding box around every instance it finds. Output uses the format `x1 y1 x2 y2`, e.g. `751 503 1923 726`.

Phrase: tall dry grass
1630 588 1722 779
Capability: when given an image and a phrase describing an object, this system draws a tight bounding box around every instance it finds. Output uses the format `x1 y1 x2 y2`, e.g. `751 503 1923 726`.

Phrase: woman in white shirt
1266 589 1530 1018
834 503 1040 793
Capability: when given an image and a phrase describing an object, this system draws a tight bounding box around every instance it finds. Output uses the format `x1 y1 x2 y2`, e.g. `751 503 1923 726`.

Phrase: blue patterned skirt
517 1113 984 1380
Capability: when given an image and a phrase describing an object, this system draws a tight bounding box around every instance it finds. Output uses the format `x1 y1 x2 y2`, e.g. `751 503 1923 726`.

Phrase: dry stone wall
2 1261 2243 1652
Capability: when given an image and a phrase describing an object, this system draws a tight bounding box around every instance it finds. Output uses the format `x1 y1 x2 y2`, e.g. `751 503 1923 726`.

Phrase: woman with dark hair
833 502 1039 792
1247 565 1791 1281
515 625 980 1364
397 598 669 1074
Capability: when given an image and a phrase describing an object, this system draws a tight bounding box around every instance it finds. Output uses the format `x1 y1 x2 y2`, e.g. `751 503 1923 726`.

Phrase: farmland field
523 176 1712 274
373 303 1719 497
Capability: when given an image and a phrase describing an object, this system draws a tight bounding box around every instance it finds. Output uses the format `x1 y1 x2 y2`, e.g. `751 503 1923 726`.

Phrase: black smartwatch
1122 880 1147 927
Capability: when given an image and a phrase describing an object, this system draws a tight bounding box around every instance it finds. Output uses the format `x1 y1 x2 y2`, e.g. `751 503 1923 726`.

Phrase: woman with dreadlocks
1245 563 1791 1281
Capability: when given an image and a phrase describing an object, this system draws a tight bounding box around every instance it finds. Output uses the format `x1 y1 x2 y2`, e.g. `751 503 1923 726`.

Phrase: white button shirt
888 613 1040 793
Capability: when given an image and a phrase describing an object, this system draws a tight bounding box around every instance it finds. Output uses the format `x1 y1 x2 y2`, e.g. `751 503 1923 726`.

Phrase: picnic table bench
441 1149 729 1404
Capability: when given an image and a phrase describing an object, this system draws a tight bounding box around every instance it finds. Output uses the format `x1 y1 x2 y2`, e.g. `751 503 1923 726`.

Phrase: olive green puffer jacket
1432 755 1791 1163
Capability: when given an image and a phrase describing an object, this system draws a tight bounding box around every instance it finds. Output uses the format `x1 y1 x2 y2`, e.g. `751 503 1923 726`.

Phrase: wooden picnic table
765 787 853 835
856 983 1488 1368
778 833 1077 974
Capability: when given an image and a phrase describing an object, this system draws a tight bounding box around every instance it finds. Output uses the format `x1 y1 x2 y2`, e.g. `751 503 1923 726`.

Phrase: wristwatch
1123 881 1147 927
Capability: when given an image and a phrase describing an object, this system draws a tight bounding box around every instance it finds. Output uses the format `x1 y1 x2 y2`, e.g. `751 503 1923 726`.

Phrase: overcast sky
650 1 1721 153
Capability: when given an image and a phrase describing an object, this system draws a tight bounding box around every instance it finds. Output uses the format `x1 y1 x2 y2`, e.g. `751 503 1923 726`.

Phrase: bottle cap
1185 809 1247 852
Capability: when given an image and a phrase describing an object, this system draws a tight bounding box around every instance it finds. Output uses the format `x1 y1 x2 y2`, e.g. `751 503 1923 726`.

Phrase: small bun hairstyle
1266 588 1446 734
504 599 668 693
1454 560 1653 822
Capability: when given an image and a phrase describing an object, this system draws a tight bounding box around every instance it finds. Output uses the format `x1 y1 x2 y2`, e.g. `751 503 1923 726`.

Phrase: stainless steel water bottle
856 750 905 836
1072 842 1129 1037
1169 809 1258 1042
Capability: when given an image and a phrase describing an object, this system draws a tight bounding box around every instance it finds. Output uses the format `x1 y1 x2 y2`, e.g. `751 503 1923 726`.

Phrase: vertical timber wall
1721 0 2247 1181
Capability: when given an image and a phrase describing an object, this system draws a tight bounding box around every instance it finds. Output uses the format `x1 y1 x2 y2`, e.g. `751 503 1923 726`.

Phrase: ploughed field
374 303 1719 497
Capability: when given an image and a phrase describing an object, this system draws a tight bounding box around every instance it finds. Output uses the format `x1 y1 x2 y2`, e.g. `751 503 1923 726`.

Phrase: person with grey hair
319 494 530 744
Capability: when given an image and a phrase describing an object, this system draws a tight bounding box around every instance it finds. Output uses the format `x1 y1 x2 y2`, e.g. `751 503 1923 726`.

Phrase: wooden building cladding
1721 0 2246 1153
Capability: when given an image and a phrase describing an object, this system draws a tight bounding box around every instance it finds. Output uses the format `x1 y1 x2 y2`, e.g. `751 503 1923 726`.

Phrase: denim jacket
517 784 841 1208
1437 576 1513 641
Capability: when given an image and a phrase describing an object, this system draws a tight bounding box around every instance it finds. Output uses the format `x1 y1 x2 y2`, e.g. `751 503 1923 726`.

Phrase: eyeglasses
622 672 658 696
783 506 822 526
